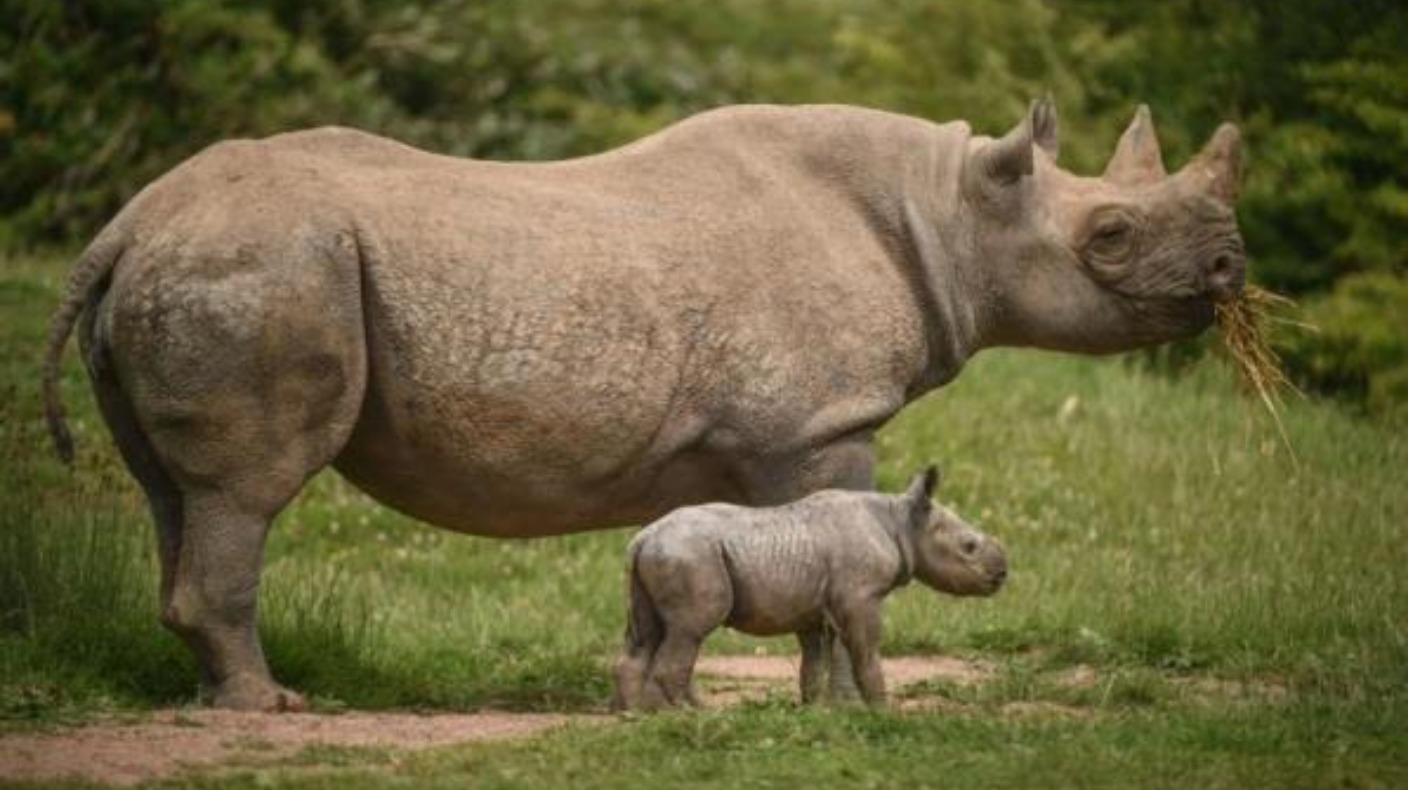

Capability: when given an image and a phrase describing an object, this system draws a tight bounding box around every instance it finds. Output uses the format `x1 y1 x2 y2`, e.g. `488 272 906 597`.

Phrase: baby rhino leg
612 569 664 711
651 629 706 707
635 546 732 708
834 598 887 705
797 626 832 704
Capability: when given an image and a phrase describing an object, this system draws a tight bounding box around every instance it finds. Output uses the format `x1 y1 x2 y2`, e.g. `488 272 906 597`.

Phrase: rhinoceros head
902 466 1007 597
958 100 1246 354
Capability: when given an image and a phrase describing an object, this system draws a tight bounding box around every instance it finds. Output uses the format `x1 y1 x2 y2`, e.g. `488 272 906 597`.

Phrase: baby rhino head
901 466 1007 596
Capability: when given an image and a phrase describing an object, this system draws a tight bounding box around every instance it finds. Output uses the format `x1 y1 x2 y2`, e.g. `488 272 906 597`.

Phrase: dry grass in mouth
1214 284 1302 455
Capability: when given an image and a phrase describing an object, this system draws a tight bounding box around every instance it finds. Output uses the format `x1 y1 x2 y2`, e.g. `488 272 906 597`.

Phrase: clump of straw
1214 284 1301 454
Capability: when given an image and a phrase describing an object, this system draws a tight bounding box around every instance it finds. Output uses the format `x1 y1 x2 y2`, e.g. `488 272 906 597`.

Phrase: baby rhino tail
625 549 664 653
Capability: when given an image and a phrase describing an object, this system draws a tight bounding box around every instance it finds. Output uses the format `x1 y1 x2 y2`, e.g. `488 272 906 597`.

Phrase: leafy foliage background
3 0 1404 413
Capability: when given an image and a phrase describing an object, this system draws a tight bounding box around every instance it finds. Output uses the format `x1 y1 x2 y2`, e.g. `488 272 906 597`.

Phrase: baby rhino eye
959 535 981 555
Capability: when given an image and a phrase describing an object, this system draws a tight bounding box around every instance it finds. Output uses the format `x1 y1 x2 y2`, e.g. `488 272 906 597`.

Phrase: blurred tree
1063 0 1407 293
0 0 392 247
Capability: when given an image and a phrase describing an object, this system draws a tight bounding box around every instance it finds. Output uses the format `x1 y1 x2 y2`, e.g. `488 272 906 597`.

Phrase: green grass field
3 254 1406 787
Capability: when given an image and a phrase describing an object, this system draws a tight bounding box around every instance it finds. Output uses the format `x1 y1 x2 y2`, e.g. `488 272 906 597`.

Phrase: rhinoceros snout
1204 252 1246 303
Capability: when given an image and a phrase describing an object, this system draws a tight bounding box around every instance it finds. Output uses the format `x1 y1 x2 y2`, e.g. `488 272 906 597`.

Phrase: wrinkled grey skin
43 98 1245 710
613 466 1004 710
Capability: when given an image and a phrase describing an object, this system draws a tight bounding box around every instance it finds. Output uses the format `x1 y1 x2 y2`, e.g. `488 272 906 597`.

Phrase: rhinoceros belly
328 239 743 536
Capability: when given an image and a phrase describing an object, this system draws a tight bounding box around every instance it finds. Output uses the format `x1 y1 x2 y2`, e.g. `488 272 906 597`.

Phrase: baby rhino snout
911 484 1008 598
977 534 1008 594
937 527 1008 597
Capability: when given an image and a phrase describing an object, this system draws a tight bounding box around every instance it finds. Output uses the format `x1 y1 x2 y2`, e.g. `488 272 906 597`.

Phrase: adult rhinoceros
43 99 1245 710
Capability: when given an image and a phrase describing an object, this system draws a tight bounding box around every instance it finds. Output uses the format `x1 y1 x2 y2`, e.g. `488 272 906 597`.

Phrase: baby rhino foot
205 673 307 712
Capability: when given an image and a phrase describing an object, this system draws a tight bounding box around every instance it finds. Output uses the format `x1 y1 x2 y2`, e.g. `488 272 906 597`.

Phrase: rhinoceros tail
43 232 124 465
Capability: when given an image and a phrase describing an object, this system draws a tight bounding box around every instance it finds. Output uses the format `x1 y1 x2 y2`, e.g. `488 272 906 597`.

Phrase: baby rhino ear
904 465 940 517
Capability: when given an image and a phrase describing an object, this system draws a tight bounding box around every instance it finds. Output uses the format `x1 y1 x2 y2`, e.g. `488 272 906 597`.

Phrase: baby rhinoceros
612 466 1006 710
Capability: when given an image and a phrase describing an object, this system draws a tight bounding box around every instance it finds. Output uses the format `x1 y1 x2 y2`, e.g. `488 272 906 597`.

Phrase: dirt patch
697 654 992 686
0 655 1002 786
0 709 584 786
694 654 993 706
1053 664 1100 688
1175 674 1290 705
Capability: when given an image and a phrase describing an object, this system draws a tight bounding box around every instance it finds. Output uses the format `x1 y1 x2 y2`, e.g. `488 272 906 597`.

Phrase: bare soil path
0 655 988 786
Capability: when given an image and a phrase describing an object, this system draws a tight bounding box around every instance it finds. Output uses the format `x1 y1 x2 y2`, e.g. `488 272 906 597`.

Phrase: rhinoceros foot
204 673 307 713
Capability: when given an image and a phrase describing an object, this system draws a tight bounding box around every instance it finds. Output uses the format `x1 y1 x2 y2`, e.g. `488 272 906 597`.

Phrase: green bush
1276 271 1408 422
0 1 394 248
5 0 1405 413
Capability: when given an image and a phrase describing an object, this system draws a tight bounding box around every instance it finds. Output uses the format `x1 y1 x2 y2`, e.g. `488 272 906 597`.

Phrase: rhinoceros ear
905 465 940 502
969 106 1036 187
1177 123 1242 205
1103 104 1166 186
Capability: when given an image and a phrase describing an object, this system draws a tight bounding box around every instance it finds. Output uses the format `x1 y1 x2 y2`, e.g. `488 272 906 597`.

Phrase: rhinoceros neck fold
696 108 988 400
897 196 982 395
881 503 917 590
886 122 986 398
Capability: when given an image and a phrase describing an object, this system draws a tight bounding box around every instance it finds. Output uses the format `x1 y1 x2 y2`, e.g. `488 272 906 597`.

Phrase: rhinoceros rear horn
1103 104 1166 186
1177 123 1242 205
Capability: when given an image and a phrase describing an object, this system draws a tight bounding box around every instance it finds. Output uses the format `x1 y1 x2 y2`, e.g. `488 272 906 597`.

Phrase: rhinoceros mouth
1179 298 1218 334
1131 295 1216 342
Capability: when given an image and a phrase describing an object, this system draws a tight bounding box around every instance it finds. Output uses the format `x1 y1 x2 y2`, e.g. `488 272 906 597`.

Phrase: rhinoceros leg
82 323 190 680
99 248 366 710
163 492 310 711
737 433 876 507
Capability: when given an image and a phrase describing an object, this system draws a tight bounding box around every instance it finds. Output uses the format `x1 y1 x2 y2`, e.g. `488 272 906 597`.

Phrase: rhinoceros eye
1082 208 1140 272
1088 220 1131 256
1092 222 1127 245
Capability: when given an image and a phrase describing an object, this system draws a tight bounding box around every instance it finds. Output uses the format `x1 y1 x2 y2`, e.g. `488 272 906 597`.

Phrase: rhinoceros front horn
1176 123 1242 206
1103 104 1166 186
